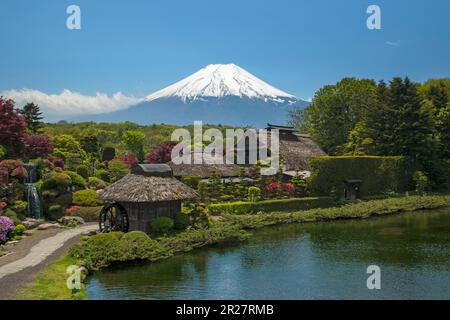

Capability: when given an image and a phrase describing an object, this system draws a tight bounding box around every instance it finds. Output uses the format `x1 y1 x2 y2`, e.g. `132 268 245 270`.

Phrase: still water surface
87 209 450 299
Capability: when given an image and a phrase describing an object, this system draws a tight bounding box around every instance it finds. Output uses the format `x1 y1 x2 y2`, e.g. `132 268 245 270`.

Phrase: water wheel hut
97 164 198 234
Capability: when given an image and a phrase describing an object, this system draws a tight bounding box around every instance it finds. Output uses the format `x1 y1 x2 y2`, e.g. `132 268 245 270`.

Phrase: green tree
122 130 145 161
289 78 378 155
20 102 43 133
52 134 87 166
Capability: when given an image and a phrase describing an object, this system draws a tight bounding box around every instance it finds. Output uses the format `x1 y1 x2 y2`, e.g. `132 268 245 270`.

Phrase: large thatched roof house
265 124 327 176
168 124 326 179
98 164 197 234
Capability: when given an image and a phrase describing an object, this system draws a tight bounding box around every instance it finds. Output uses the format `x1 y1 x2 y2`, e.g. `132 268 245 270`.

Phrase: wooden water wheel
99 203 129 233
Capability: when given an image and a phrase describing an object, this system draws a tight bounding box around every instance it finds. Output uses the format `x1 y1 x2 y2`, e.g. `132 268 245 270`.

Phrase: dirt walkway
0 223 98 300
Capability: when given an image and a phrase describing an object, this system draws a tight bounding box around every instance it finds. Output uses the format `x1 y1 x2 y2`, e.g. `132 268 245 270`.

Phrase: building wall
121 201 181 234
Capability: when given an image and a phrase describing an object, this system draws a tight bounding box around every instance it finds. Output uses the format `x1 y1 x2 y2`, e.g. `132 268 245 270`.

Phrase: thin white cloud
0 89 142 119
386 41 401 47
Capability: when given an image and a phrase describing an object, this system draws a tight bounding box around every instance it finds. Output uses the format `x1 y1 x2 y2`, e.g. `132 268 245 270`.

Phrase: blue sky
0 0 449 116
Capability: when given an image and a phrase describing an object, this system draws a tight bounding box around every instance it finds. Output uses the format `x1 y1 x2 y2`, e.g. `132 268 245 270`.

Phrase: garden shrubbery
72 189 103 207
150 217 175 234
63 171 87 188
87 177 107 190
308 156 413 197
70 231 166 270
209 197 335 215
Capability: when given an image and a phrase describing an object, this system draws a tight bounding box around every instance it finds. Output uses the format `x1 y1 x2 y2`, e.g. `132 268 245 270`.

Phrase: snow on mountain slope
146 64 296 103
71 64 309 127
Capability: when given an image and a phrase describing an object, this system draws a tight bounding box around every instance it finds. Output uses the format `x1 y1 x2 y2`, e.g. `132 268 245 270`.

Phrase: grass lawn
17 255 87 300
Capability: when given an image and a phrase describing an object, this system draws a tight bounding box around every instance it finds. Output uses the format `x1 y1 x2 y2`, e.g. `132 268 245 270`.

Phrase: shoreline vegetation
17 194 450 300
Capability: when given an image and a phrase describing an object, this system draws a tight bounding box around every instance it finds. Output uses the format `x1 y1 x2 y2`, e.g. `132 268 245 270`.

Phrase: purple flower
0 216 14 243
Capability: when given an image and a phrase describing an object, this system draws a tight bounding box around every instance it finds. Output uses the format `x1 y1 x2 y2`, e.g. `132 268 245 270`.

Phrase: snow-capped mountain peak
145 64 296 103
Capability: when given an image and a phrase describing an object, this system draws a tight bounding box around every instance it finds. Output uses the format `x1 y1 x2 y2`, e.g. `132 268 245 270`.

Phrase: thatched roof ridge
170 163 242 178
131 164 173 177
98 174 198 203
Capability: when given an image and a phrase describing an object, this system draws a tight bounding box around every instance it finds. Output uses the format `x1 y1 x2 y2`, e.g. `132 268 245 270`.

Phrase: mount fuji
73 64 308 128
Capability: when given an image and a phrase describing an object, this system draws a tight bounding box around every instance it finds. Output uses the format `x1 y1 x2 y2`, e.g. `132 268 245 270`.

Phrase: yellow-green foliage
209 197 335 215
72 189 103 207
308 156 413 197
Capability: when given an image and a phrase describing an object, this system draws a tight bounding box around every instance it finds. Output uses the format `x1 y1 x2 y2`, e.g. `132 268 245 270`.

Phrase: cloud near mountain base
0 89 141 121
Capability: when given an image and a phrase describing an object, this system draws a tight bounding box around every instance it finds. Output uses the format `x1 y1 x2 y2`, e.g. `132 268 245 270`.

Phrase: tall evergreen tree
365 77 433 160
428 81 449 110
20 102 43 133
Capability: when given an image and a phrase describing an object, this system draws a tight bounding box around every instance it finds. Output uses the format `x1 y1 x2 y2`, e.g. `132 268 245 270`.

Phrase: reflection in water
87 209 450 300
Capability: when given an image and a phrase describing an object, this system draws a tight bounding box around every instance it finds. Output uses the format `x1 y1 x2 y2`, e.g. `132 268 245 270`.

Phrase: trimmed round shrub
63 171 87 188
118 231 158 260
69 232 124 270
11 200 27 216
95 169 111 183
88 177 107 190
75 165 89 179
41 172 72 190
13 224 26 236
49 204 64 219
248 186 261 202
150 217 174 234
174 213 191 230
72 189 103 207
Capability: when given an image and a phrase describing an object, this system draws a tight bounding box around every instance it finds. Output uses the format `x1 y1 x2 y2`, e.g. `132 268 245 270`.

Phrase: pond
87 208 450 300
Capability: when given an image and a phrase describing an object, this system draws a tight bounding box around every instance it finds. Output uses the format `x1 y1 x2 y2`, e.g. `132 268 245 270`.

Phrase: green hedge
308 156 413 197
209 197 335 215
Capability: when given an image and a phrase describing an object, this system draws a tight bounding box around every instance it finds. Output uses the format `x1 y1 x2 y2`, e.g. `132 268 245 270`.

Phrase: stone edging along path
0 224 97 279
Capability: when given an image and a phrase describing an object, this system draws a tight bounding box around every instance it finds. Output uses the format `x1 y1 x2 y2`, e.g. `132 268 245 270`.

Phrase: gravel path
0 224 98 300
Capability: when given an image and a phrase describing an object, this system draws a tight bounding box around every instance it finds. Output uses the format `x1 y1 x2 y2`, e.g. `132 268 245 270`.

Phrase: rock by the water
37 223 63 230
62 216 85 225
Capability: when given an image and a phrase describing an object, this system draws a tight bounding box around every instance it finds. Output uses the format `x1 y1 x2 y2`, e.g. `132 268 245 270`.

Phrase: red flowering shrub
114 154 138 169
282 182 296 197
66 205 80 216
263 181 296 198
264 182 281 197
24 134 54 159
0 97 27 156
145 142 176 164
0 160 27 184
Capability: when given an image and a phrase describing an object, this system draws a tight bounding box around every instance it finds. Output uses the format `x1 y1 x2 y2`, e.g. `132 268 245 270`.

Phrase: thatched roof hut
98 164 197 234
168 152 243 178
98 164 198 202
